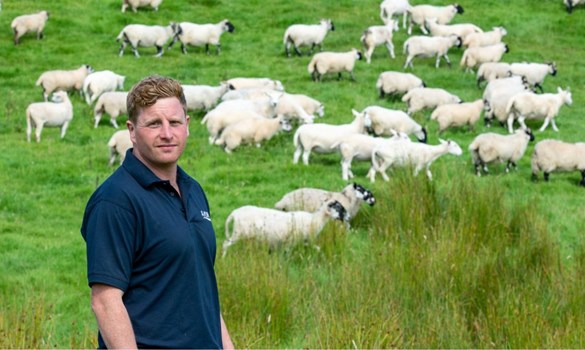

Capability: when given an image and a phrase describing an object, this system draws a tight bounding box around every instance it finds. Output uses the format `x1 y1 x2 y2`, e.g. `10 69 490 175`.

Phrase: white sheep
430 99 484 133
222 200 346 257
283 19 335 57
94 91 128 129
425 17 482 40
35 64 93 101
380 0 411 29
360 20 399 64
531 139 585 186
509 62 557 93
483 83 528 128
286 93 325 118
476 62 512 88
460 43 509 73
402 87 461 114
107 129 132 166
308 48 363 82
121 0 162 12
214 116 293 153
182 83 230 112
463 26 507 47
407 3 464 35
116 22 180 57
565 0 585 13
168 20 235 55
505 87 572 133
403 35 462 69
468 128 535 176
363 105 427 142
26 91 73 143
293 109 371 165
226 77 285 91
11 10 49 45
482 75 527 102
82 70 126 105
376 71 425 99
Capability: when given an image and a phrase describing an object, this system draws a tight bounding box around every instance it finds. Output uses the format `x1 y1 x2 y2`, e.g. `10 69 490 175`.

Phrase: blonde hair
127 75 187 123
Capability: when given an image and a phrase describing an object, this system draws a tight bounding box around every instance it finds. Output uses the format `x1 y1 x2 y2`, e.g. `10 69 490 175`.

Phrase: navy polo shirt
81 150 222 349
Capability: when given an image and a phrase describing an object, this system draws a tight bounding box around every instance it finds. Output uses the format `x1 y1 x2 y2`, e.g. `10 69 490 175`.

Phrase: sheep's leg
543 172 550 182
118 42 127 56
337 73 343 81
551 118 559 132
108 149 117 167
131 44 140 58
349 71 356 81
341 160 351 181
37 30 44 40
425 165 433 180
309 43 316 55
110 118 119 129
403 56 412 70
181 43 187 54
60 121 70 139
365 47 374 64
517 116 528 132
293 145 303 164
222 239 234 258
216 44 221 55
35 122 45 143
535 84 544 94
579 171 585 186
385 42 395 59
155 45 164 57
367 166 376 182
302 150 311 165
293 44 302 57
94 112 102 128
443 54 452 68
507 115 515 134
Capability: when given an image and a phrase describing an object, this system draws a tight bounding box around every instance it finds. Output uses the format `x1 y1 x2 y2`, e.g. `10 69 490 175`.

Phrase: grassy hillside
1 0 584 347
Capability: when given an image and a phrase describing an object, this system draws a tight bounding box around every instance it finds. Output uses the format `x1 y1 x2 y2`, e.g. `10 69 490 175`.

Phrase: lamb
274 94 316 124
430 99 484 133
360 20 399 64
116 22 180 57
11 10 49 45
168 20 235 55
35 64 93 101
121 0 162 12
214 116 293 153
182 83 230 112
94 91 129 129
509 62 557 93
476 62 512 88
107 129 132 166
463 27 507 48
82 70 125 105
286 93 325 118
468 128 535 176
226 77 284 91
565 0 585 13
26 91 73 143
505 87 572 133
401 87 461 114
403 35 462 69
380 0 411 29
407 3 464 35
425 17 482 40
283 19 335 57
376 71 425 99
531 139 585 186
293 109 371 165
308 48 363 82
222 200 346 257
460 43 509 73
362 105 427 142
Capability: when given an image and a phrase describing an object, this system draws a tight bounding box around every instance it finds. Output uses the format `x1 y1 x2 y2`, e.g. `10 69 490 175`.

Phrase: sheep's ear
557 87 562 93
439 138 447 145
351 109 359 116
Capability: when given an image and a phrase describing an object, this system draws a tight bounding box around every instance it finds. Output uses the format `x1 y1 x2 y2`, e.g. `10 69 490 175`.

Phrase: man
81 75 234 349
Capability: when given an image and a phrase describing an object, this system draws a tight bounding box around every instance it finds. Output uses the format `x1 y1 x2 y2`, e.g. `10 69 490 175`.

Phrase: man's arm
91 283 137 349
220 314 234 350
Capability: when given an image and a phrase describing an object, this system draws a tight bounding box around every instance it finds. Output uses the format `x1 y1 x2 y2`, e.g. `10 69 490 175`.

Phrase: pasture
1 0 584 347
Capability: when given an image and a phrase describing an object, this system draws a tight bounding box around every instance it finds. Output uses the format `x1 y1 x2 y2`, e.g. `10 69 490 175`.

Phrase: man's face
128 97 190 175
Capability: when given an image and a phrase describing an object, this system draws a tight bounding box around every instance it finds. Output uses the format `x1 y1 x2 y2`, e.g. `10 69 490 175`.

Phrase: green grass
1 0 585 347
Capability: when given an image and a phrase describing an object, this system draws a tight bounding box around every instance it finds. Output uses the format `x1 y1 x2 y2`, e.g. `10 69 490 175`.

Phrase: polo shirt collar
122 148 187 189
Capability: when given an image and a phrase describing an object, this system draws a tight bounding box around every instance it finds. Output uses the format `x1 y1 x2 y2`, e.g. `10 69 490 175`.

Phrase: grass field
1 0 585 347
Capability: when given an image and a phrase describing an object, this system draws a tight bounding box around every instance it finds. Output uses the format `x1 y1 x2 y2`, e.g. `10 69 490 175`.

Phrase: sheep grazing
168 20 235 55
94 91 129 129
407 3 464 35
425 17 482 40
182 83 230 112
509 62 557 93
35 64 93 101
308 48 363 82
226 77 284 91
214 116 293 153
531 139 585 186
505 87 572 133
463 27 507 48
402 87 461 115
82 70 125 105
116 22 180 57
122 0 162 12
380 0 411 29
565 0 585 13
430 99 484 133
363 105 427 142
469 128 535 176
360 20 399 64
11 10 49 45
376 71 425 99
476 62 512 88
222 200 346 257
26 91 73 143
403 35 462 69
460 43 509 73
283 19 335 57
107 129 132 166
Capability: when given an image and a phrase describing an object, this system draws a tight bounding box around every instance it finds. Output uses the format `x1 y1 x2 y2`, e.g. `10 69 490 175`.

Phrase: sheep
226 77 285 91
476 62 512 88
121 0 162 12
482 75 527 102
274 183 376 220
283 19 335 57
26 91 73 143
11 10 49 45
362 105 427 142
376 71 425 99
565 0 585 13
460 43 509 73
531 139 585 186
116 22 180 57
308 48 363 82
222 200 346 257
214 116 293 153
168 20 235 55
403 35 462 69
468 128 535 176
401 87 461 115
463 26 507 48
82 70 125 105
107 129 132 166
94 91 129 129
286 93 325 118
407 4 464 35
505 87 572 133
360 20 399 64
182 83 230 112
35 64 93 101
483 83 529 128
380 0 411 29
425 17 482 40
371 139 463 181
430 99 484 133
293 109 371 165
509 62 557 93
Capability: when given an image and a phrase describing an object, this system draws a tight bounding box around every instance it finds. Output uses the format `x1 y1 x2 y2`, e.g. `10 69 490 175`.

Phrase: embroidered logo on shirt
200 210 212 222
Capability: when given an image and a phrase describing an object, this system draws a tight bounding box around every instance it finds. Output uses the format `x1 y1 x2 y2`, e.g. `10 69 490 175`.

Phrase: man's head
127 75 187 124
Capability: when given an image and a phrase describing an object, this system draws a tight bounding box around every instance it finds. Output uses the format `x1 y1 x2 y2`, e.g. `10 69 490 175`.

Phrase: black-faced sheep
360 20 399 64
308 48 363 81
117 23 180 57
168 20 235 55
403 35 462 69
121 0 163 13
531 139 585 186
505 87 572 133
35 64 93 101
283 19 335 57
407 3 464 35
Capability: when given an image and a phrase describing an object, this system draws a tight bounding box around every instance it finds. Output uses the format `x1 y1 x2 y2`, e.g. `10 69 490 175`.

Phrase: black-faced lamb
214 116 293 153
505 87 572 133
360 20 399 64
460 43 509 73
26 91 73 143
376 71 425 99
35 64 93 101
107 129 132 166
509 62 557 93
182 83 230 112
363 105 427 142
283 19 335 57
11 10 49 45
402 87 461 114
531 139 585 186
82 70 126 105
94 91 128 129
308 48 363 82
168 20 235 55
121 0 162 12
407 3 464 35
403 35 462 69
463 27 507 48
116 22 180 57
380 0 411 29
430 99 484 133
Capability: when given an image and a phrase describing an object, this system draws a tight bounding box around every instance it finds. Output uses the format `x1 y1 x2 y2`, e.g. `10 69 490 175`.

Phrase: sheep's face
441 139 463 156
454 4 464 14
353 183 376 206
223 20 235 33
280 118 293 132
327 201 347 222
